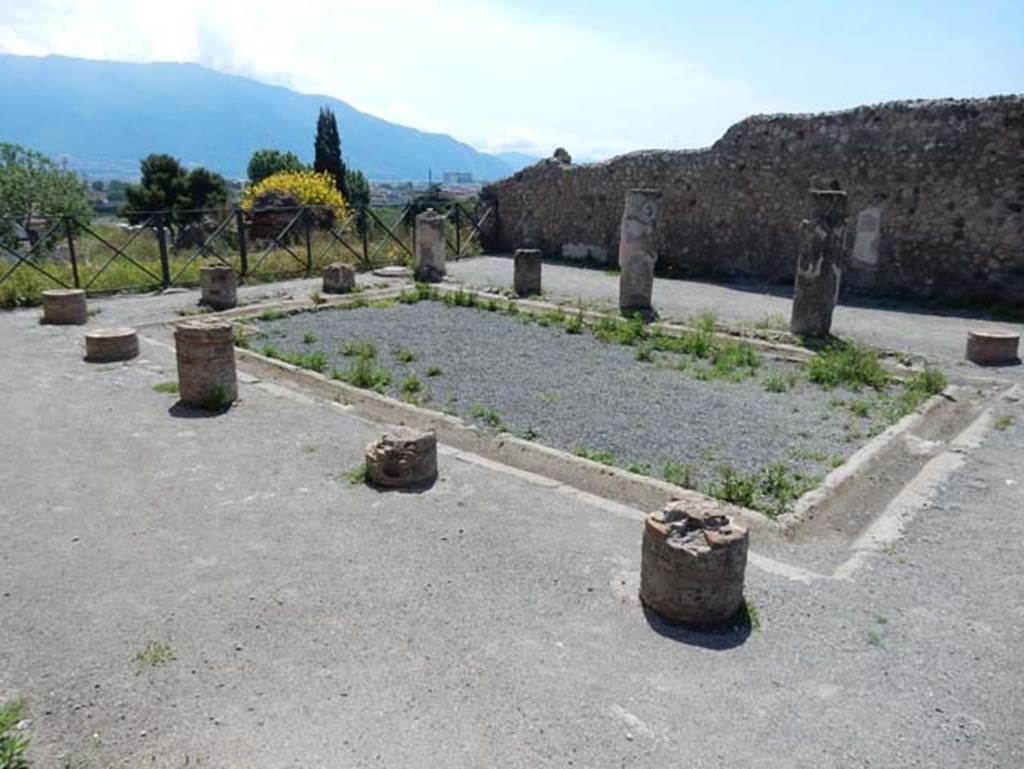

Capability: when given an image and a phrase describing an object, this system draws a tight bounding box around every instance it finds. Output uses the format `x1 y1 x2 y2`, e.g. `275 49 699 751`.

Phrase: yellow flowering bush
242 170 347 220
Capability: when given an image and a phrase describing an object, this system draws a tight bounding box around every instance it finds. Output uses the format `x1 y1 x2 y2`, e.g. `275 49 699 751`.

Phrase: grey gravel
253 301 885 487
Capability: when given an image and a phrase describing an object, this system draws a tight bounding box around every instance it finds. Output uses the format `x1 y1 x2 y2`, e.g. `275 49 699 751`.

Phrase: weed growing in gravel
272 349 328 373
258 308 286 321
443 288 478 308
471 404 506 430
807 341 889 390
692 311 718 333
626 462 652 476
336 356 392 392
233 325 251 349
995 415 1015 431
401 374 422 395
571 446 616 465
763 372 799 393
153 381 179 394
485 298 501 312
635 344 654 362
341 340 377 359
696 340 762 382
0 698 30 769
136 640 176 667
425 365 443 377
343 463 367 484
662 460 695 488
753 312 788 331
707 466 759 508
302 332 317 345
707 462 819 517
394 347 417 363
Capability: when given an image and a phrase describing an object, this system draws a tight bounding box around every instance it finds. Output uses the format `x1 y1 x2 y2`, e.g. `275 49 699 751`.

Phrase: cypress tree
314 107 349 199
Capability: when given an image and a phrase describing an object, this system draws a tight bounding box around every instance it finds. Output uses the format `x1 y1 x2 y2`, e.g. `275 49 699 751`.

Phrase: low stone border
164 279 961 537
776 385 961 533
233 342 777 533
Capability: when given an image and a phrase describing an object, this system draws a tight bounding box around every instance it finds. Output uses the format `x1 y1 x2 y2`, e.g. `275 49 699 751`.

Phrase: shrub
241 170 347 220
807 341 889 391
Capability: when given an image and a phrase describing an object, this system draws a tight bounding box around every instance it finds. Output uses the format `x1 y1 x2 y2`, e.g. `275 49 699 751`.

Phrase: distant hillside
0 54 516 182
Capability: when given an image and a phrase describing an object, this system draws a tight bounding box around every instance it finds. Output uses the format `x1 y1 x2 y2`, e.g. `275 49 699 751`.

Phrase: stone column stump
174 321 238 409
199 265 237 311
414 208 447 283
639 501 748 627
84 327 139 362
966 330 1020 365
323 262 355 294
618 189 662 314
513 248 542 296
41 289 88 325
790 190 848 337
364 426 438 488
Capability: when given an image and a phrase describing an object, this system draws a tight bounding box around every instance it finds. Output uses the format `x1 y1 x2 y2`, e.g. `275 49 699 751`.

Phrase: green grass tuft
0 698 31 769
152 381 179 395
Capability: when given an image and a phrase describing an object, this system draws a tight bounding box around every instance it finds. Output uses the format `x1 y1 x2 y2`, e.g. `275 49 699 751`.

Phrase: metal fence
0 199 496 300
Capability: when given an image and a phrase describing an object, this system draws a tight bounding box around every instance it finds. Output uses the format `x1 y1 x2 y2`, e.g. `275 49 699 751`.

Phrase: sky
1 0 1021 161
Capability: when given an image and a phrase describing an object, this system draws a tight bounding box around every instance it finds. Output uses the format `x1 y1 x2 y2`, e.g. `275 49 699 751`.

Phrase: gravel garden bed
245 289 945 516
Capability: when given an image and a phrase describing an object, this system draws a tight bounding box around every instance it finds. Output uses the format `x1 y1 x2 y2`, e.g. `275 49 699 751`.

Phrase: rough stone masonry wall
483 97 1024 304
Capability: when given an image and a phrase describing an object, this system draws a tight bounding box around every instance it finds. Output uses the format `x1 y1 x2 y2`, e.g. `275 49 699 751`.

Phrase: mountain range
0 54 539 181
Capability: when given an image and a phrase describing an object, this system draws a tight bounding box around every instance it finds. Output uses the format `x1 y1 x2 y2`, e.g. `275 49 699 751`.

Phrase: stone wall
482 97 1023 304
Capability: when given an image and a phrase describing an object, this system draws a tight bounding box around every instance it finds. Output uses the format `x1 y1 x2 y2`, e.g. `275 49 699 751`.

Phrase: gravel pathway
252 301 893 493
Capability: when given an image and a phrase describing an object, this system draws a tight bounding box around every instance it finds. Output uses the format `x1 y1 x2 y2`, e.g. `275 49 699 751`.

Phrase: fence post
235 208 248 279
304 207 313 276
155 215 171 289
453 204 462 257
359 206 370 269
64 216 80 288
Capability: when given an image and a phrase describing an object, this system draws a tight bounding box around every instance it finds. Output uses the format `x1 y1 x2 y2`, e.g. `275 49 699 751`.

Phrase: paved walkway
1 284 1022 767
448 256 1024 383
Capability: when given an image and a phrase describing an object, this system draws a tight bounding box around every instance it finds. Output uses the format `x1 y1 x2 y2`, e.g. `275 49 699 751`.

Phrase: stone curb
776 385 960 534
233 343 779 534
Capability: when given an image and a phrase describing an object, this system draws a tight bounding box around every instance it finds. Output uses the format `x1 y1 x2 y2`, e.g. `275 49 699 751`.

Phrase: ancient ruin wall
483 97 1024 304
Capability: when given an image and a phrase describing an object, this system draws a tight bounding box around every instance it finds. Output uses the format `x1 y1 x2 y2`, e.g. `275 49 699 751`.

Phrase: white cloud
0 0 775 159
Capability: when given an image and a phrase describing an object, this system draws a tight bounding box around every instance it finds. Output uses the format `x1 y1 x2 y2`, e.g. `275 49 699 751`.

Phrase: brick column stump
513 248 542 296
618 189 662 315
414 208 447 283
790 190 848 337
640 501 748 628
966 330 1020 365
364 426 438 488
174 321 238 410
199 265 237 311
84 327 139 362
41 289 88 325
323 262 355 294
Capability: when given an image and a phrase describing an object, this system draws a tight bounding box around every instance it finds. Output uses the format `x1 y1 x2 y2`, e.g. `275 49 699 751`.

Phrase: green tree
0 143 92 249
314 107 349 199
247 149 306 185
123 154 228 226
345 169 370 209
123 154 188 222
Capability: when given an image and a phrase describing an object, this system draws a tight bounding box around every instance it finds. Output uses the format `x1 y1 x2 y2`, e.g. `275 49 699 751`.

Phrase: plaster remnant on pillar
618 189 662 314
323 262 355 294
790 189 848 337
199 265 237 311
414 209 447 283
513 249 542 296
